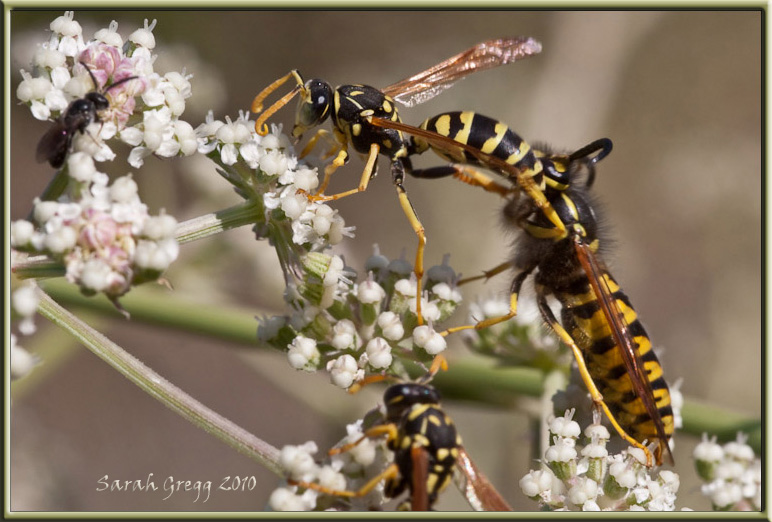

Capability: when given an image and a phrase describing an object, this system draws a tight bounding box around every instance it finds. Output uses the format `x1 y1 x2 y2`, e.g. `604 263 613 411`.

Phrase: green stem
175 200 263 244
40 280 763 453
35 289 282 475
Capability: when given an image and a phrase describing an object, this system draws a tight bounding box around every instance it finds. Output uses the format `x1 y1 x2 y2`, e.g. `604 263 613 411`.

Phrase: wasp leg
297 129 348 196
393 158 427 326
535 286 654 468
252 70 304 136
289 463 400 500
299 129 340 161
457 261 511 285
518 173 567 237
307 142 378 203
410 164 514 198
346 373 391 395
328 424 399 456
441 267 532 336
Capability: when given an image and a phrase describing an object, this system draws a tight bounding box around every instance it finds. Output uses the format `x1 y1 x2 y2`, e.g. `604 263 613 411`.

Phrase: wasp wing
573 237 674 465
454 447 512 511
382 37 541 108
409 445 431 511
36 122 71 168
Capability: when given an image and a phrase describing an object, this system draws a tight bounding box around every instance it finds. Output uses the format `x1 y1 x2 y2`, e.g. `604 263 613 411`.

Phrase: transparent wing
382 37 542 107
573 237 674 465
454 447 512 511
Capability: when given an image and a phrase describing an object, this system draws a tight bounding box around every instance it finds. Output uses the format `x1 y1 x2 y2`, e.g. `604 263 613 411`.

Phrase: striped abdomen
555 269 675 446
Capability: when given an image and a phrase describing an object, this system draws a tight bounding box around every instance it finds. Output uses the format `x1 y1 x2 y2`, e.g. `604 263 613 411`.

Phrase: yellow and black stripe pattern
381 383 461 509
409 111 573 194
517 156 675 464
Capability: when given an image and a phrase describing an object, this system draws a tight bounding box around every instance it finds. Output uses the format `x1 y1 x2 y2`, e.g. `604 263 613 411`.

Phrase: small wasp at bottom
285 380 511 511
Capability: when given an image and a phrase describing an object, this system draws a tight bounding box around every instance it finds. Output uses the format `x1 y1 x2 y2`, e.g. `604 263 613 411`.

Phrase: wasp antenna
104 75 139 93
79 61 100 90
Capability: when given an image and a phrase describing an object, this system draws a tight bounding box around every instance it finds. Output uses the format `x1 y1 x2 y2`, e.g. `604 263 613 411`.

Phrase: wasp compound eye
297 79 333 128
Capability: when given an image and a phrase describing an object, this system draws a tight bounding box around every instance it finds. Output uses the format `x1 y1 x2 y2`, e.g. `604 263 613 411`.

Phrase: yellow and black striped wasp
368 112 675 467
288 379 512 511
250 38 542 324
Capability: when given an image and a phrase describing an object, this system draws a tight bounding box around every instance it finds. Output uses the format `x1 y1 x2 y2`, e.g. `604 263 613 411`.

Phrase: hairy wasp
289 381 511 511
36 62 138 169
369 113 675 467
251 38 541 324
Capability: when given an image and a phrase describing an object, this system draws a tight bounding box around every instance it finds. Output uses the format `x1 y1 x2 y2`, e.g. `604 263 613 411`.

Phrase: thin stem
39 280 763 453
175 200 263 244
35 289 282 475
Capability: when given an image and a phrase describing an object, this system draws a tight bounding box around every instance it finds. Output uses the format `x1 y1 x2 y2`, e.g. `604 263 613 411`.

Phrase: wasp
289 381 511 511
36 62 138 169
369 113 675 467
251 38 542 324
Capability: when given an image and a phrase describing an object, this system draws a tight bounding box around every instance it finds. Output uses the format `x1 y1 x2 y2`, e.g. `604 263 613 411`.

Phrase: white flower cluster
269 421 390 511
258 248 462 389
18 12 196 169
461 294 568 367
196 114 353 256
12 162 178 303
519 410 683 511
10 283 43 381
694 433 760 510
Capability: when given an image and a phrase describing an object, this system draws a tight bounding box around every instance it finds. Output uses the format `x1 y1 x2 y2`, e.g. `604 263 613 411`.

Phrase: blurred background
10 10 761 511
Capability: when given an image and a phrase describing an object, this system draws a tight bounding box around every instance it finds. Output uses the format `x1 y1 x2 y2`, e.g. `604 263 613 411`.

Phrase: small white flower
109 175 139 203
129 19 157 49
67 152 97 183
293 167 319 192
357 278 385 305
568 477 598 506
316 465 347 491
43 226 77 253
330 319 356 350
279 441 319 481
327 354 362 389
11 337 40 380
545 438 578 463
323 255 344 287
608 459 637 489
394 277 416 297
549 413 581 439
11 220 35 247
269 486 316 512
377 311 404 341
259 149 289 177
12 285 39 317
287 336 320 371
519 468 555 498
412 324 447 355
94 21 123 47
365 337 392 369
79 259 114 292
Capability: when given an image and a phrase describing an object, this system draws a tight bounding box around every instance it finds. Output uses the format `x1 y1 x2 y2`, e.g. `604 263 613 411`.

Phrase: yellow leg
299 129 340 161
251 70 304 136
307 142 378 202
535 289 654 468
440 269 531 336
452 166 516 198
328 424 398 456
457 261 511 285
395 181 426 326
426 353 448 380
518 173 567 237
290 463 400 499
